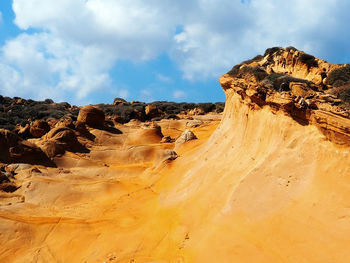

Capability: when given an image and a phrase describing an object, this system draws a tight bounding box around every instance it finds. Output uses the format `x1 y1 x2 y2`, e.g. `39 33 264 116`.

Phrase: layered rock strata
220 47 350 145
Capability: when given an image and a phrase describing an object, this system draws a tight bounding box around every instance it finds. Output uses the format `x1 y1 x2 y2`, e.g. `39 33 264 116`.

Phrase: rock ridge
220 47 350 145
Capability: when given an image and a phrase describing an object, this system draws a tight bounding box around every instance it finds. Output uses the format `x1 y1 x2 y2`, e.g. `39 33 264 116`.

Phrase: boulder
160 136 175 143
55 117 75 129
0 129 54 166
188 107 205 115
40 127 88 158
145 105 163 119
30 120 50 138
77 106 105 128
163 150 178 161
186 119 203 128
113 98 127 105
289 82 315 97
131 109 146 122
137 122 164 142
175 129 198 147
113 115 125 124
39 140 66 158
17 124 31 139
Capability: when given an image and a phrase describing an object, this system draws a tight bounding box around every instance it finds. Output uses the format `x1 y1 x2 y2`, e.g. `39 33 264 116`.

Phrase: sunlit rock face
0 47 350 263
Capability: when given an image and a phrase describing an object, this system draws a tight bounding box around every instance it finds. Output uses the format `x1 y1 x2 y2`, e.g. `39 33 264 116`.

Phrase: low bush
325 65 350 87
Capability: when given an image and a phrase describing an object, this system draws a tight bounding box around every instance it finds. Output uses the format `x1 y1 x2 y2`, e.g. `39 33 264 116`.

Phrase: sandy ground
1 94 350 263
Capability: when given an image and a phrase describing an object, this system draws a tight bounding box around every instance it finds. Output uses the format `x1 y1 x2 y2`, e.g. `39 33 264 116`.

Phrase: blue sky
0 0 350 105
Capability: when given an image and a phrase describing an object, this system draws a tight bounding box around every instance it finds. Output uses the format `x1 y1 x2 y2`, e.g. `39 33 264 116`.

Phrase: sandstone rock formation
0 95 224 132
29 120 50 138
175 129 198 147
222 47 350 145
112 97 127 105
188 107 205 115
0 129 53 166
39 127 88 158
77 105 105 128
186 119 203 128
1 48 350 263
162 149 178 161
145 104 163 119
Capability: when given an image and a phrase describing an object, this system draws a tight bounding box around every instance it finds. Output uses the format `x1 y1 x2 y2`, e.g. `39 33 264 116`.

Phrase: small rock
7 163 32 172
186 119 203 128
113 98 127 105
188 107 205 115
160 136 174 143
163 150 178 161
175 129 198 147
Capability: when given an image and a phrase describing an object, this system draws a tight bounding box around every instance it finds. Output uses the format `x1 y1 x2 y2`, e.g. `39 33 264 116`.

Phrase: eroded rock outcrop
221 47 350 145
77 105 105 128
39 127 89 158
0 129 54 166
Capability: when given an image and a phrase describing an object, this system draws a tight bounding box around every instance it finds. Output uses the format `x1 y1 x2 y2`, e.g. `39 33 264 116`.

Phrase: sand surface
1 95 350 262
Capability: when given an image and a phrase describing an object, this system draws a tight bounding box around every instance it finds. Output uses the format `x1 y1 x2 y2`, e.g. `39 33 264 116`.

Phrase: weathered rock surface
221 47 350 145
0 95 224 132
77 105 105 128
0 129 54 166
112 97 128 105
162 149 178 161
145 105 163 119
39 127 89 158
1 48 350 263
29 120 50 138
186 119 204 128
175 129 198 147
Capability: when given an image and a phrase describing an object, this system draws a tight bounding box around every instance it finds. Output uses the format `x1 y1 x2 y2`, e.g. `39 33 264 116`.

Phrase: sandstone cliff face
221 47 350 145
1 48 350 263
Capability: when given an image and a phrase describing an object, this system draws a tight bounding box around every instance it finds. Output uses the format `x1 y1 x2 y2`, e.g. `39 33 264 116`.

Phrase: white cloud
171 0 345 80
12 0 185 61
1 0 349 102
0 33 113 102
173 90 187 99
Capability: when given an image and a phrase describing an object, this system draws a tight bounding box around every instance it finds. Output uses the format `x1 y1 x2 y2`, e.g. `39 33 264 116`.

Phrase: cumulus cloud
0 32 113 102
172 0 350 80
1 0 350 102
12 0 187 61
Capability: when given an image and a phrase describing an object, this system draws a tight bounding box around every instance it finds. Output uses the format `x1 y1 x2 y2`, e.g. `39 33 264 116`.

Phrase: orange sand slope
1 51 350 262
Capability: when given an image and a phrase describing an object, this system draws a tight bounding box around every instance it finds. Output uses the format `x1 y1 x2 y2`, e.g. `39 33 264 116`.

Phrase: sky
0 0 350 105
